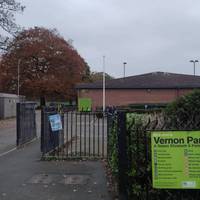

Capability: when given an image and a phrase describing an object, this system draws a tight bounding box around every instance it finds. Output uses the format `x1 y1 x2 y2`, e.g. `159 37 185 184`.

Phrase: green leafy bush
107 115 119 175
165 90 200 129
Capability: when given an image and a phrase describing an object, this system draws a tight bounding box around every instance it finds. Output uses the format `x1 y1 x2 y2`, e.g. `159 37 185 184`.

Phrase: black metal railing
41 108 108 159
16 102 37 146
109 111 200 200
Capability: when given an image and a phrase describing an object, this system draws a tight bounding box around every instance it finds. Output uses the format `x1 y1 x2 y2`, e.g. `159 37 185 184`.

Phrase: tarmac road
0 110 41 155
0 140 111 200
0 111 112 200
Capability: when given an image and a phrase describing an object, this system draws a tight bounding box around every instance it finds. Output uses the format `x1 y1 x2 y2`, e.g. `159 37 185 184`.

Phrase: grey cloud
14 0 200 77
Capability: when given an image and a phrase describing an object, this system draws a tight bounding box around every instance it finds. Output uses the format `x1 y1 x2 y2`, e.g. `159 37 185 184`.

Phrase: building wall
78 88 193 110
0 94 22 119
3 97 20 118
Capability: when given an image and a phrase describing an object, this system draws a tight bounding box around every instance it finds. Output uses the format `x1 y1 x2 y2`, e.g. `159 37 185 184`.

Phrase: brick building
76 72 200 110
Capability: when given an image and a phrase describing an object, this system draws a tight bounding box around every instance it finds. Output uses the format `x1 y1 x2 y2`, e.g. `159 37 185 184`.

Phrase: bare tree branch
0 0 24 51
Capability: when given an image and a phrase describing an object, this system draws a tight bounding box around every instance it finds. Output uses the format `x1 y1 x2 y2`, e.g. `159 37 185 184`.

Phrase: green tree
164 90 200 129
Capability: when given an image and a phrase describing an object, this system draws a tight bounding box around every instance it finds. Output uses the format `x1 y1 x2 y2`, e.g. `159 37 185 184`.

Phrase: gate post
41 107 45 153
117 112 128 200
16 103 21 146
41 107 64 155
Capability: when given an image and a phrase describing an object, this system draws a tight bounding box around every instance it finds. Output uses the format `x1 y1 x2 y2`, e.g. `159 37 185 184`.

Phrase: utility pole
190 60 198 76
123 62 127 78
17 59 21 97
103 56 106 112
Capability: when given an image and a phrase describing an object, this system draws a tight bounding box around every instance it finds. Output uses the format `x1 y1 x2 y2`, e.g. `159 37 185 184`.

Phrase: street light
190 60 199 76
103 56 106 112
123 62 127 78
17 59 21 97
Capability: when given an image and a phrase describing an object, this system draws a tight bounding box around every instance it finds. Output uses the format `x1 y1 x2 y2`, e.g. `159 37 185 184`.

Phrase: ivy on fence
107 109 200 200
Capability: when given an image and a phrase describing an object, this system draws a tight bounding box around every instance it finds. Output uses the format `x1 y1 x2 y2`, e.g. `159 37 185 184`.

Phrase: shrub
165 90 200 129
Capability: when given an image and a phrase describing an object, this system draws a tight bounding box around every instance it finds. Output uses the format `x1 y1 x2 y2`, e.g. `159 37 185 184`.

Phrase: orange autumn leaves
0 27 90 100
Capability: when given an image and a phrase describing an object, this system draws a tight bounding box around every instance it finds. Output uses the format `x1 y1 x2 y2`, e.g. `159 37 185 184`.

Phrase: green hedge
108 110 200 199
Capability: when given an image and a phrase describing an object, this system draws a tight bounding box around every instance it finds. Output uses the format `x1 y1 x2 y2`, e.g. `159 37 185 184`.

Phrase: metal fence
41 108 108 159
16 102 37 146
40 108 200 199
110 112 200 200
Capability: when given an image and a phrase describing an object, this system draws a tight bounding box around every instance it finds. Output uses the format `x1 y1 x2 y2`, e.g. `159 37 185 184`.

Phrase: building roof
76 72 200 89
0 93 24 98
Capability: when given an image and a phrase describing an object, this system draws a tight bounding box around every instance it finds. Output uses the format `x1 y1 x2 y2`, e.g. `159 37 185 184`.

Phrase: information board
49 114 62 132
152 131 200 189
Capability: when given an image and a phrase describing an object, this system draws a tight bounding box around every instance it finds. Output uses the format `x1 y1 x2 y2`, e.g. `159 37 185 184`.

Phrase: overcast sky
15 0 200 78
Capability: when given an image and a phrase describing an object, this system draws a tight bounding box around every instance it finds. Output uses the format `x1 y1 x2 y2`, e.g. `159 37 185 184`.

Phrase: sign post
152 131 200 189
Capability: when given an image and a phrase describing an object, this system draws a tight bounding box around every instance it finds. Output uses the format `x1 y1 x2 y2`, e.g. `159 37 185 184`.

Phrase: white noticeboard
49 114 62 132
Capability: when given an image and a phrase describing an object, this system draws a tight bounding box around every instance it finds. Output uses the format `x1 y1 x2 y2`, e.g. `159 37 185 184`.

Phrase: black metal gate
16 103 37 146
41 109 108 159
41 107 64 154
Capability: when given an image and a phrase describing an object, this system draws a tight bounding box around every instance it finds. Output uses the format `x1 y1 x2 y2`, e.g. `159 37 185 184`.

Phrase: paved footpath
0 110 41 155
0 118 16 154
0 140 111 200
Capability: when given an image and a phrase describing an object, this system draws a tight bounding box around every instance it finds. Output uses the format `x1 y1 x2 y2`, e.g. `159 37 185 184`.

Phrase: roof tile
76 72 200 89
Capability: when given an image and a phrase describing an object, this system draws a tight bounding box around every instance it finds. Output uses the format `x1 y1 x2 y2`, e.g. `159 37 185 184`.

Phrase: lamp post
103 56 106 112
123 62 127 78
17 59 21 97
190 60 199 76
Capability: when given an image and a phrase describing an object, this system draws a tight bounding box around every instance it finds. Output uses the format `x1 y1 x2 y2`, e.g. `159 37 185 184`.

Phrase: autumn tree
0 27 90 101
0 0 24 50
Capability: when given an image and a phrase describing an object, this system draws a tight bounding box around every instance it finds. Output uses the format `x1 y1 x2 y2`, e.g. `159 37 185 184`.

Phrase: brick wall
78 88 193 110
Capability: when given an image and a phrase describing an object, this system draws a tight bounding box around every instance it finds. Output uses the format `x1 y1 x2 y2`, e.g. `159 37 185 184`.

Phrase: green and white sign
152 131 200 189
78 98 92 112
